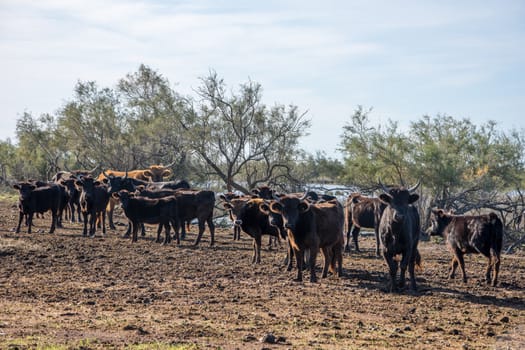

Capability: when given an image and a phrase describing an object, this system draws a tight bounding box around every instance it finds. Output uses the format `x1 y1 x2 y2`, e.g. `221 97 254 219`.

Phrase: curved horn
378 178 390 193
89 165 99 173
407 179 421 193
163 160 176 168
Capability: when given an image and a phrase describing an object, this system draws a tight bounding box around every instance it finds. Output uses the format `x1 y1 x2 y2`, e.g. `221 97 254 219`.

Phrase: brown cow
427 209 503 286
270 195 344 282
97 164 174 229
344 193 386 255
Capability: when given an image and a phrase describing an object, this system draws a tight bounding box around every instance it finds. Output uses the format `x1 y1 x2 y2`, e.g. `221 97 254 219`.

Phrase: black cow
378 181 421 292
344 193 386 255
270 195 344 282
173 190 216 246
14 182 62 234
75 176 110 237
223 198 284 264
427 209 503 286
112 190 179 244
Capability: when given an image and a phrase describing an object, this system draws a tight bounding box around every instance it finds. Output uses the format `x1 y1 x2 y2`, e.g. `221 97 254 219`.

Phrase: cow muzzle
234 220 242 226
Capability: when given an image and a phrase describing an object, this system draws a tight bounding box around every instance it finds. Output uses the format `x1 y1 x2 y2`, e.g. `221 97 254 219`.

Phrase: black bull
378 181 421 292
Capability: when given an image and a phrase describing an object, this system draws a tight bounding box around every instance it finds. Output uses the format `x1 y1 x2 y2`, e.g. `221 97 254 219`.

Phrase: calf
174 190 216 246
75 176 110 237
344 193 385 255
270 195 344 282
219 192 247 241
223 198 284 264
113 190 179 244
14 182 62 234
427 209 503 286
378 181 421 292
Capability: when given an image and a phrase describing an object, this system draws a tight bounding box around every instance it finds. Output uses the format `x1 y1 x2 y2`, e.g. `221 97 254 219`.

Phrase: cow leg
408 258 417 292
141 223 146 237
77 204 82 223
123 221 132 238
208 217 215 246
252 236 262 264
492 254 500 287
101 211 106 236
171 219 180 245
308 247 319 283
89 213 96 237
27 213 34 234
399 253 410 289
131 221 139 242
294 249 303 282
285 239 294 271
449 257 459 279
107 200 116 230
49 210 57 234
162 221 171 245
383 253 398 292
16 211 24 233
374 227 381 256
455 252 468 283
352 226 361 252
155 223 164 243
82 212 88 236
193 220 205 246
335 244 344 277
345 224 352 252
321 247 331 278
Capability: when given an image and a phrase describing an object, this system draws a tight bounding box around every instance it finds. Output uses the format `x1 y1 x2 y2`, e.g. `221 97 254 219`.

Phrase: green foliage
339 108 525 211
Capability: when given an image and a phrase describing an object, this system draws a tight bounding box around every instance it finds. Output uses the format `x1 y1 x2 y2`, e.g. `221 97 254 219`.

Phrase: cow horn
89 165 99 173
102 170 110 179
378 178 390 193
163 160 176 168
407 179 421 193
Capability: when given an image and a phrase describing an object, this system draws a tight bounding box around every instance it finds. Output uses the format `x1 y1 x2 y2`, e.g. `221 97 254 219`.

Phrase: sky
1 0 524 157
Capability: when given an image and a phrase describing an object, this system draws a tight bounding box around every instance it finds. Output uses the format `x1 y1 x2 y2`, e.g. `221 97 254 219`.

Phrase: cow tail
489 213 503 262
415 248 423 271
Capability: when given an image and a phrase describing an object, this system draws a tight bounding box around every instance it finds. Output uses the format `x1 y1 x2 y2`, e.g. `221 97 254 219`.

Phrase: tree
181 71 310 193
339 106 414 190
15 112 61 180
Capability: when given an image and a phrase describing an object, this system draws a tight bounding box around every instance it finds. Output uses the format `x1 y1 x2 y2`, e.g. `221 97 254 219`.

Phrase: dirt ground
0 198 524 349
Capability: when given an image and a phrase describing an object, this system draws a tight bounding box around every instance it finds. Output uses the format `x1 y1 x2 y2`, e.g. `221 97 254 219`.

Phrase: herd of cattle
11 164 504 292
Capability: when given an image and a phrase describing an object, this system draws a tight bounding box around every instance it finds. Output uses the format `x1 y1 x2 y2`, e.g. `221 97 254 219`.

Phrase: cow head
143 164 173 182
13 182 36 201
269 194 311 232
222 197 251 226
251 185 275 200
427 208 452 236
104 174 136 194
112 189 134 208
378 180 420 223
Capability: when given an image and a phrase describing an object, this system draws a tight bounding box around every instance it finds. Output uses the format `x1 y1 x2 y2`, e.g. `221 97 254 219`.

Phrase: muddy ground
0 198 524 349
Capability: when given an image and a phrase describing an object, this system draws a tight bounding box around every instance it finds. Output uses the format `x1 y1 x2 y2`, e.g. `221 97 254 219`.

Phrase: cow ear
102 178 108 184
379 193 391 204
112 192 120 199
298 201 310 213
143 170 152 177
162 169 172 177
219 194 227 201
223 203 233 210
437 209 446 217
270 202 283 214
75 180 83 187
94 181 101 186
259 202 270 215
13 184 20 190
408 194 419 204
251 189 259 195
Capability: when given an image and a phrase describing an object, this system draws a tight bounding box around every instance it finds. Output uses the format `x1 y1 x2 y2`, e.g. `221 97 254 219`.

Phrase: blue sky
1 0 524 157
